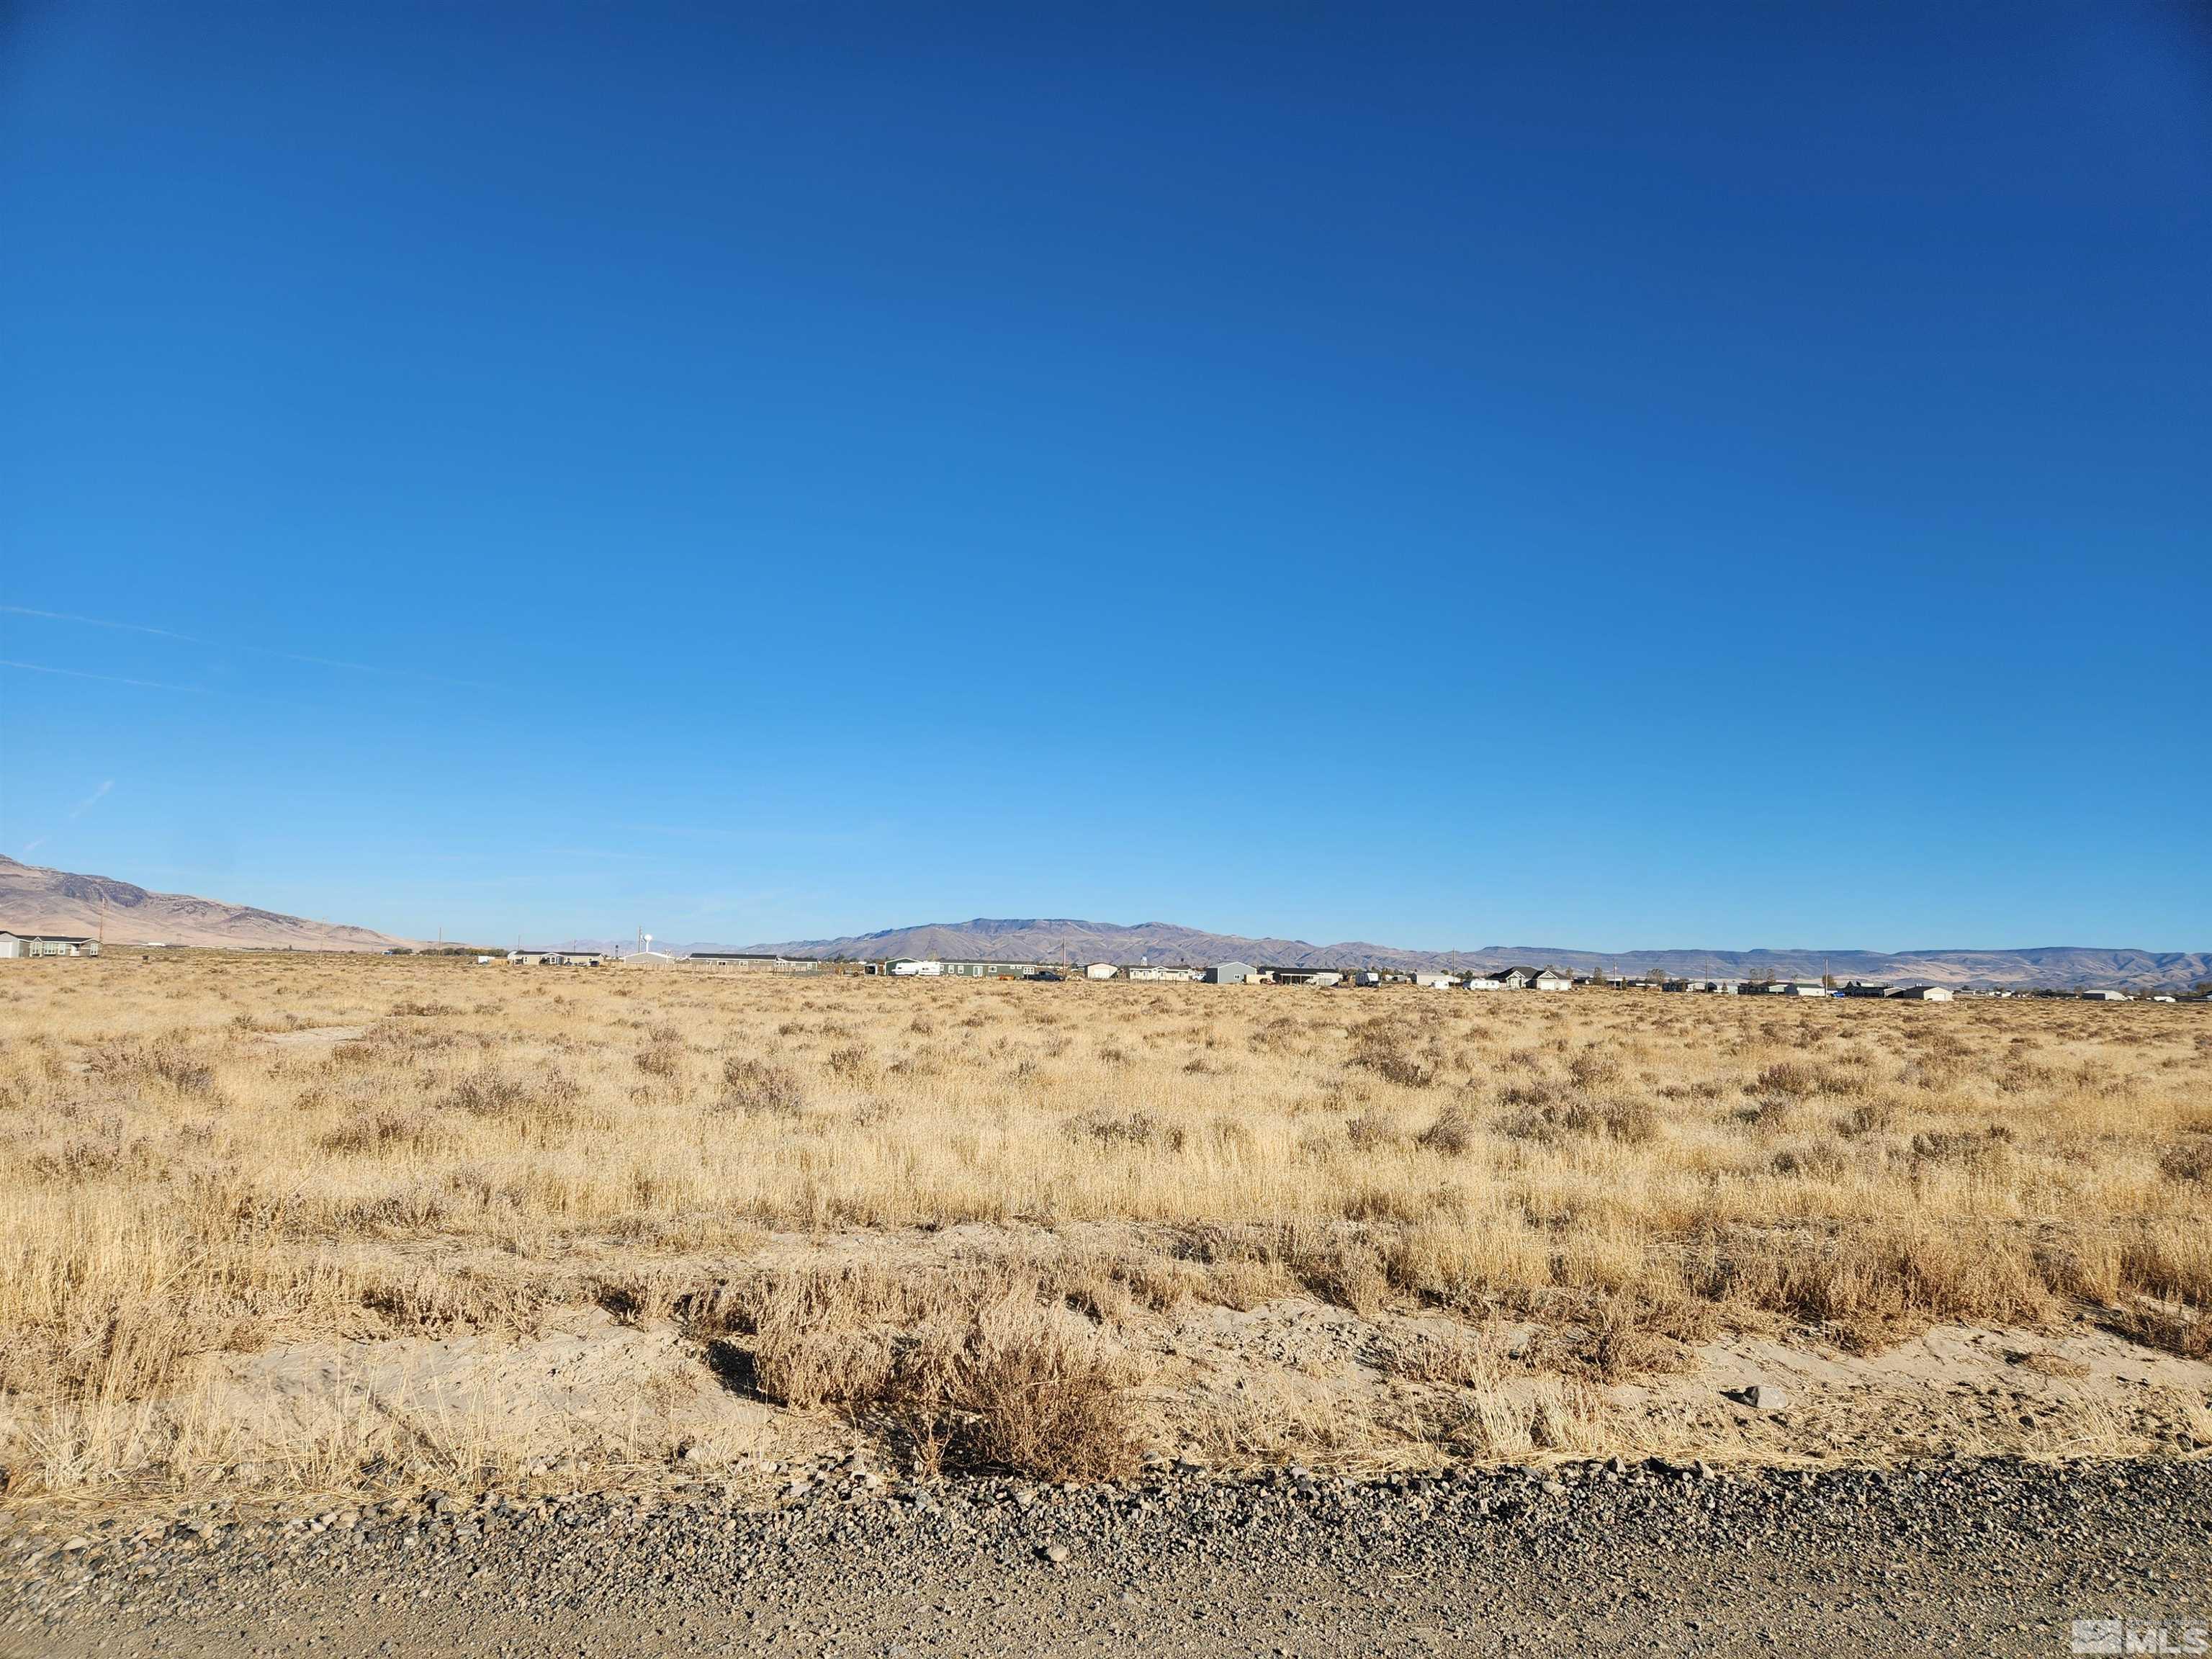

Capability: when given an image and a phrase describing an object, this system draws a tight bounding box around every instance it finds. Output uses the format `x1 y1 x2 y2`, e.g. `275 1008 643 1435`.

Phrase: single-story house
686 951 819 973
1203 961 1256 985
1084 963 1119 980
1837 981 1894 998
0 932 99 958
1126 965 1202 982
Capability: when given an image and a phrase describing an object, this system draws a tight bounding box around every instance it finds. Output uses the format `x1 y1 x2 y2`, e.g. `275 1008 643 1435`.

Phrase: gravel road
9 1457 2209 1658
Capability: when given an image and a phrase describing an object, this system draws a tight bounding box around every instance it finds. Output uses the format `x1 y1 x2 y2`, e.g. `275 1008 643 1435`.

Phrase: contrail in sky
0 604 494 691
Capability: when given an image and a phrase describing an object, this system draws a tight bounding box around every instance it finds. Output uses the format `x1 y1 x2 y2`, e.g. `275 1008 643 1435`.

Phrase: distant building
0 932 99 958
889 959 944 976
1746 979 1825 997
1126 964 1202 982
940 961 1035 978
1267 968 1343 987
1084 963 1119 980
2079 989 2128 1001
1203 961 1256 984
1837 981 1894 998
1414 972 1455 989
683 951 843 974
1463 974 1503 990
1892 985 1953 1002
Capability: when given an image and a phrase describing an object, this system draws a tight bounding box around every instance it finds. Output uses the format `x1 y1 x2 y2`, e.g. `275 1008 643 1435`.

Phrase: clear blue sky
4 3 2208 950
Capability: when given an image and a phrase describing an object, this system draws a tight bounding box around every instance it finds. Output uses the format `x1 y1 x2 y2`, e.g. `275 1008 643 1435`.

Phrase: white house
1127 965 1201 982
1533 968 1574 992
0 932 99 958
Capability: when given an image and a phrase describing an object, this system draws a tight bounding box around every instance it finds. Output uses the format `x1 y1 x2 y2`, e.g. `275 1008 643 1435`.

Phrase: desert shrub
1837 1099 1897 1138
1770 1142 1848 1179
1498 1094 1657 1146
827 1043 875 1082
1413 1109 1477 1156
952 1299 1141 1480
1345 1110 1403 1151
1566 1047 1622 1089
320 1105 436 1154
1067 1109 1159 1147
1908 1125 2014 1168
719 1057 805 1115
1754 1060 1825 1098
2157 1141 2212 1184
1349 1021 1434 1088
1282 1232 1390 1315
85 1034 218 1095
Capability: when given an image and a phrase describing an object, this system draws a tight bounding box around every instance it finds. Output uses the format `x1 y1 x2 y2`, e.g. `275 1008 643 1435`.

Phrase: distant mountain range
4 858 2199 990
557 917 2211 993
0 855 415 952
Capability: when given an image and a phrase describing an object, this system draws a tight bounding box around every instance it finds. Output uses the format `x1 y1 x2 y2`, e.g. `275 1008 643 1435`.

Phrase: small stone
1040 1543 1070 1565
1743 1383 1789 1411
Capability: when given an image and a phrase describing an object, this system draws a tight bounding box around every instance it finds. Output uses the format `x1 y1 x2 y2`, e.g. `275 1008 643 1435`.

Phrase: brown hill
0 855 415 952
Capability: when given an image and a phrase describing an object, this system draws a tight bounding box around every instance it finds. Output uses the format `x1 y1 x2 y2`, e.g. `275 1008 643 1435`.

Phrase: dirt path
11 1457 2209 1658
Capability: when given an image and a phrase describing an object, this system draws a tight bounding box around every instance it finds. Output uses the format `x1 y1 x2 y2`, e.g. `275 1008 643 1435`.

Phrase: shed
1203 961 1256 984
1084 963 1119 980
1893 985 1953 1002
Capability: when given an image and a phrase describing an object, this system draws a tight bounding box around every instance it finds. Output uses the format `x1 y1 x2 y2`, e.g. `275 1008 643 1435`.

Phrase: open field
3 955 2209 1515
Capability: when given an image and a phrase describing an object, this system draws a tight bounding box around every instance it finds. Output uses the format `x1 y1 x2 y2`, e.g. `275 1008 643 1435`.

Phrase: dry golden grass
1 954 2208 1501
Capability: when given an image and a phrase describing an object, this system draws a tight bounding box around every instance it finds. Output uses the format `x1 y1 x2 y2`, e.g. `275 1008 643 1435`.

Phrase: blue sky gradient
4 3 2208 950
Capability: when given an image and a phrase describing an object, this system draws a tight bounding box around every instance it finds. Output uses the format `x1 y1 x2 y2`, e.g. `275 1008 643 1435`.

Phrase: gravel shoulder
9 1457 2210 1658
